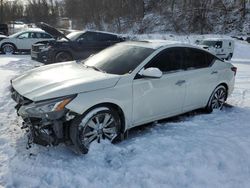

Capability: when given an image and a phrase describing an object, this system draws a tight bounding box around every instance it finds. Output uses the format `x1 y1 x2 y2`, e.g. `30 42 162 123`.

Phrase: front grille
32 45 41 52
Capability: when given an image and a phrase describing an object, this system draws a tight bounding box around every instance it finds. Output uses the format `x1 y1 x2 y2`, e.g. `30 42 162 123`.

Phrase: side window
77 32 96 42
97 33 118 41
17 32 29 39
29 32 38 38
42 33 53 39
215 41 222 48
229 42 232 46
183 48 215 70
145 48 183 73
36 32 42 38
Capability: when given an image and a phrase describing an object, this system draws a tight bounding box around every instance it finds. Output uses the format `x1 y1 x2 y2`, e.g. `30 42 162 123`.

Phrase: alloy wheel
210 87 227 110
79 112 118 148
2 44 15 54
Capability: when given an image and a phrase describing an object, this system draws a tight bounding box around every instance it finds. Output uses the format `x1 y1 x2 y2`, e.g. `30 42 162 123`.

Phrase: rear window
184 48 215 69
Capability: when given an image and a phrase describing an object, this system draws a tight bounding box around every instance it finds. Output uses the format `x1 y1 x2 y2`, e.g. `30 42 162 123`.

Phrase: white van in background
197 38 234 60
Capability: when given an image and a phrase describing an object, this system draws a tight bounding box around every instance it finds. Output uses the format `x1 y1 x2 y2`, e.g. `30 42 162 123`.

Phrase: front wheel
206 85 227 113
226 53 233 61
2 44 15 54
70 107 121 154
55 52 72 62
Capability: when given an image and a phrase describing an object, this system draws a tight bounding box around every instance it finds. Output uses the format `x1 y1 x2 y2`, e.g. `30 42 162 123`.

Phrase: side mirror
139 67 163 78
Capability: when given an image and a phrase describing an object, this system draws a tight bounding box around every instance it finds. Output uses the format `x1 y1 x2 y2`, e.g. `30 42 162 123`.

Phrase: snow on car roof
85 30 123 36
22 28 46 32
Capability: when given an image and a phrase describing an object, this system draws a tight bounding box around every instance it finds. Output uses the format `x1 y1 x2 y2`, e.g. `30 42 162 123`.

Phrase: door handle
175 80 186 86
211 71 218 74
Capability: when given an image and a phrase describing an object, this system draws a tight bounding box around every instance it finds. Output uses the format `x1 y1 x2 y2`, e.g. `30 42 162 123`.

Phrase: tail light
231 66 237 76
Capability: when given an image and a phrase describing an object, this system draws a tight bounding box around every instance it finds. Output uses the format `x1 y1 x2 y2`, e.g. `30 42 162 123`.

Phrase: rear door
132 47 187 125
181 48 218 112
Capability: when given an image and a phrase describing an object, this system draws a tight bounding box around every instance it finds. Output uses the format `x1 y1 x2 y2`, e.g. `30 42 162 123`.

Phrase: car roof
21 28 46 33
120 40 202 50
86 30 121 36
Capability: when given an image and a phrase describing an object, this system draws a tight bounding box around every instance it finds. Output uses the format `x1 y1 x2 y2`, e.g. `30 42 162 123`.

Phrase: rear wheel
2 43 15 54
55 52 72 62
70 107 121 154
206 85 227 113
226 53 233 61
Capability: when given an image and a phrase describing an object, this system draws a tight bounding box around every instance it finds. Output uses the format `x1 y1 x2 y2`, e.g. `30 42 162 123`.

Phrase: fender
66 84 133 130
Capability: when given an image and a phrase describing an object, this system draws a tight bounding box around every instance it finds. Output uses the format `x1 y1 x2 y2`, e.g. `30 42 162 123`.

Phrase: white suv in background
0 28 54 54
197 38 234 60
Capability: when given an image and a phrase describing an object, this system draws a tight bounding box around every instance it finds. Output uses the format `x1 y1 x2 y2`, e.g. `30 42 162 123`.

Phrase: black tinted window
145 48 183 72
183 48 215 70
42 33 52 39
215 41 222 48
78 32 96 42
97 33 118 41
83 45 154 75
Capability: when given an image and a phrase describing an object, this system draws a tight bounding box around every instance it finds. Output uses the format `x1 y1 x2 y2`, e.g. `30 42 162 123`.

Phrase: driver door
132 48 187 126
15 32 31 50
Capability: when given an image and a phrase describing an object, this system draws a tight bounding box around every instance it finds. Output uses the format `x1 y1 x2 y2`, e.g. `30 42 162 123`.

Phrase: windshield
201 40 220 47
201 41 217 46
66 31 84 41
83 44 155 75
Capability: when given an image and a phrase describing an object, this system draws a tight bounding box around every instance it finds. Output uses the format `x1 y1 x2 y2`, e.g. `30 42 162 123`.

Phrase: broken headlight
19 95 76 117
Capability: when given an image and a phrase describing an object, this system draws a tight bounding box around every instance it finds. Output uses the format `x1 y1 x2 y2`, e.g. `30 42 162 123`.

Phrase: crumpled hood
11 62 121 101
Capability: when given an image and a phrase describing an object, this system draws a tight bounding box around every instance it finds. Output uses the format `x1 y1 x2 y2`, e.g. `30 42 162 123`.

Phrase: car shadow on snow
125 103 234 141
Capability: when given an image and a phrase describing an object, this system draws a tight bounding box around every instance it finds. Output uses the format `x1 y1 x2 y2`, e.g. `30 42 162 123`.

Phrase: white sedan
0 28 54 54
11 41 236 154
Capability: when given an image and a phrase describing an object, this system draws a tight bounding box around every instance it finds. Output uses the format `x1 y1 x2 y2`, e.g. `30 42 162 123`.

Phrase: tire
55 52 72 62
2 43 15 54
226 53 233 61
206 85 227 113
70 107 121 154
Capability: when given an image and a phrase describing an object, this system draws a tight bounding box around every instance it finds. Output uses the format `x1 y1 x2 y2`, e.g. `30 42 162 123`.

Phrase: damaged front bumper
11 87 77 147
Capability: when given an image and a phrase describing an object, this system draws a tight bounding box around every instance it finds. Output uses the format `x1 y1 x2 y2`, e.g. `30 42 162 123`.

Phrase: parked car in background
0 28 54 54
246 37 250 43
0 23 8 35
197 38 234 60
11 41 236 154
31 22 126 64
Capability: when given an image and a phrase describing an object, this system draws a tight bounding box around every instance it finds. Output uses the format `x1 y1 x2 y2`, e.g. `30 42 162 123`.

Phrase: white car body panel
181 67 217 111
11 41 236 132
132 71 186 126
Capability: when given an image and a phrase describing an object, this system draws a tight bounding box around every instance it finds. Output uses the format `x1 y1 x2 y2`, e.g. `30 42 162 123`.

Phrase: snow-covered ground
0 40 250 188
